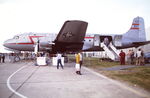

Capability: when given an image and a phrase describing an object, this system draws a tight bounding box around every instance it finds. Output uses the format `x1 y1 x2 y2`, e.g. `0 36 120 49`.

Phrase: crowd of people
0 48 146 75
56 48 146 76
119 48 145 66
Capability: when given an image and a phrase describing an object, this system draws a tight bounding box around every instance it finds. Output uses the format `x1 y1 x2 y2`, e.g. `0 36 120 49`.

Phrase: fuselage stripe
130 28 139 30
84 37 94 39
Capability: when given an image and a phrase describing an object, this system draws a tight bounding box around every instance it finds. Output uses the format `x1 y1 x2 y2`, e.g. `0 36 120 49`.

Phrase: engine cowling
39 42 54 48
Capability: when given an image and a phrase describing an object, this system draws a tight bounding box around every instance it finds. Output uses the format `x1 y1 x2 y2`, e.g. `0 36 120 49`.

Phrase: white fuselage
3 32 95 51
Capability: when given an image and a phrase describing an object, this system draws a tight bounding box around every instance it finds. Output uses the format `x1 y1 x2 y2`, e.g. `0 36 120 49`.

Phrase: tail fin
55 20 88 43
53 20 88 53
123 17 146 42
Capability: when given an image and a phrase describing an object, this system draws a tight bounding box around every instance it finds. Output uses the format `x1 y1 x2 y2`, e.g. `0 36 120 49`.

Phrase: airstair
101 42 119 61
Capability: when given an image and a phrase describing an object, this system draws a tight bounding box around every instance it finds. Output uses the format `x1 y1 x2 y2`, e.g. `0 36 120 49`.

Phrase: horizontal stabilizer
132 41 150 47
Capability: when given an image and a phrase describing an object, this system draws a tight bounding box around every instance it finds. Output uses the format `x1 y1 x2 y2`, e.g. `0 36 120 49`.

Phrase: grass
82 57 150 92
83 57 120 68
111 67 150 91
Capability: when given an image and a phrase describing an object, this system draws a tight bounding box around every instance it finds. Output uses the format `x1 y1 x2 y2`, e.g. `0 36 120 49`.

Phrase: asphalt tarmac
0 60 150 98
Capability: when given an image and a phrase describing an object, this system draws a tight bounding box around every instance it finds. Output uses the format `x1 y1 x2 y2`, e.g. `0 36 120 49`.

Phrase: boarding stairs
101 42 119 61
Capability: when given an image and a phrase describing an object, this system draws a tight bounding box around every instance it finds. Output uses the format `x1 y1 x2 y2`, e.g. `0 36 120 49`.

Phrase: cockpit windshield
13 36 19 39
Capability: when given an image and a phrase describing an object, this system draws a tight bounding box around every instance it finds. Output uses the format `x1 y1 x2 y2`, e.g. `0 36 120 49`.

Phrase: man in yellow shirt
75 53 81 75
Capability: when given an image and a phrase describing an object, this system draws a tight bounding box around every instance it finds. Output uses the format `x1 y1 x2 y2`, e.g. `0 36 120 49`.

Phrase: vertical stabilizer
123 17 146 42
53 20 88 53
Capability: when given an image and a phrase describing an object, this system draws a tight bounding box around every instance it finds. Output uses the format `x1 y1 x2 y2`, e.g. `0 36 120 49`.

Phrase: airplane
3 20 88 53
3 17 150 60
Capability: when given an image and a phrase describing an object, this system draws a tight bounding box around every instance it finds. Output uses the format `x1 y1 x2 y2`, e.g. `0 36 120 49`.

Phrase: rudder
52 20 88 53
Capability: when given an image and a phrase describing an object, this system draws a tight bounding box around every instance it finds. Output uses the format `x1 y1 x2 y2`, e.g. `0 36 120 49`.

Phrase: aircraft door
100 36 112 45
94 35 100 46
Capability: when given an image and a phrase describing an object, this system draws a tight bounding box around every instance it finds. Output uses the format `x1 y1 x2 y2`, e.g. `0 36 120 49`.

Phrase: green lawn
83 57 120 68
111 67 150 91
82 57 150 92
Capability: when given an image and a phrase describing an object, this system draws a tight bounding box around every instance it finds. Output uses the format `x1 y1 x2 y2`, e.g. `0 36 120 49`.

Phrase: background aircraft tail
123 17 146 42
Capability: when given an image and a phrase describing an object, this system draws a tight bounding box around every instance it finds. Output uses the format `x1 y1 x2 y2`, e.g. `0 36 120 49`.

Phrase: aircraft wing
132 41 150 47
52 20 88 53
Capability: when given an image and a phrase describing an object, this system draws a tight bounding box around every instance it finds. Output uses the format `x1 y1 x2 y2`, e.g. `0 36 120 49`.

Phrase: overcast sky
0 0 150 52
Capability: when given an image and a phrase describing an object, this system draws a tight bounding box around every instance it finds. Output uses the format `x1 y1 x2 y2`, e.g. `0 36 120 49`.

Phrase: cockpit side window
13 36 19 39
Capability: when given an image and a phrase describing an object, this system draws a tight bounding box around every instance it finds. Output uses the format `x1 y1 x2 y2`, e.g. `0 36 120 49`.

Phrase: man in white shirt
136 48 142 65
57 53 63 69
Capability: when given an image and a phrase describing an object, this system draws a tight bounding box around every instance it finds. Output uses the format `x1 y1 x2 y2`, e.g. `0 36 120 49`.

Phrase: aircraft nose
3 39 14 48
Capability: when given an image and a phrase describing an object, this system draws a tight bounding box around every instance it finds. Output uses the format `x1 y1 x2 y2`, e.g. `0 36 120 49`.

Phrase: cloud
0 0 20 4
